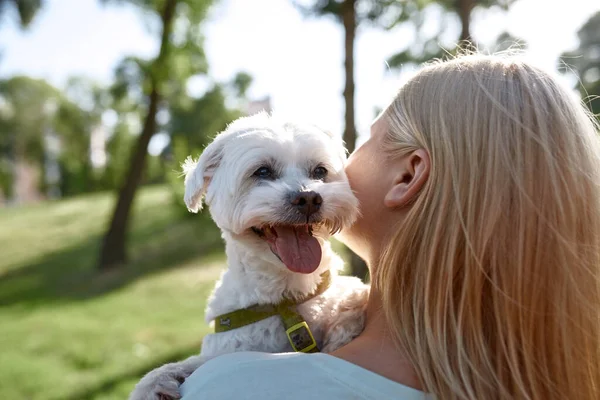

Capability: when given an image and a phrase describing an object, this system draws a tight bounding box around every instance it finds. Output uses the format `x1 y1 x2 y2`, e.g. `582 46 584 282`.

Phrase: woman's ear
384 148 430 209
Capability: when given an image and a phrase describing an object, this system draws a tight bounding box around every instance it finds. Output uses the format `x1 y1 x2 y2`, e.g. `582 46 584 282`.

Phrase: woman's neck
329 287 423 391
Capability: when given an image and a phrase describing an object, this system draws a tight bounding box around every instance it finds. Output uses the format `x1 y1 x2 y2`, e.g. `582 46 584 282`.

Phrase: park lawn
0 185 226 400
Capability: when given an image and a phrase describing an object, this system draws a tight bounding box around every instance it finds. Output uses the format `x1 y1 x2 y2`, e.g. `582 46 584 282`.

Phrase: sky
0 0 599 153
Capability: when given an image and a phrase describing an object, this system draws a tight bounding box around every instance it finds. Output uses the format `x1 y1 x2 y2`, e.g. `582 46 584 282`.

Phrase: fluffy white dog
129 113 369 400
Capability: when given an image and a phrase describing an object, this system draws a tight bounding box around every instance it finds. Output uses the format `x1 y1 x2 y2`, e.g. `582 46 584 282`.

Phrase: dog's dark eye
254 166 274 179
312 166 328 180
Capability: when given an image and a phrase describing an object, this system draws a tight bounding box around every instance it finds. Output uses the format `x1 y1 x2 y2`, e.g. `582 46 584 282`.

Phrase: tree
447 0 517 43
0 76 98 200
0 77 59 199
295 1 407 154
387 0 520 69
0 0 43 28
98 0 214 270
0 77 57 161
293 0 410 280
560 11 600 118
457 0 474 42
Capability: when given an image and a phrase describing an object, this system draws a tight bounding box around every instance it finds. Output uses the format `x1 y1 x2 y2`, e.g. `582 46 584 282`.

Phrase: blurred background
0 0 598 398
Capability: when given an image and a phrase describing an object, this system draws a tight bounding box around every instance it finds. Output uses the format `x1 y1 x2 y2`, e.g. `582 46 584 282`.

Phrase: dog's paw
129 363 188 400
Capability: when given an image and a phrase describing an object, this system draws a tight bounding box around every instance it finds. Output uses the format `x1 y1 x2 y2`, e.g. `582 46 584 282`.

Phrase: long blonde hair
375 54 600 399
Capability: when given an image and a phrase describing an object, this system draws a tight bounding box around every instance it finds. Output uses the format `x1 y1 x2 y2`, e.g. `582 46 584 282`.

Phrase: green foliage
170 84 241 150
0 156 11 197
560 11 600 118
103 0 214 123
0 76 59 161
386 0 522 70
110 57 148 109
0 76 104 198
59 78 111 196
103 0 212 100
294 0 416 29
0 77 60 194
434 0 516 12
99 120 136 190
232 71 253 98
0 185 224 399
0 0 43 27
55 102 96 195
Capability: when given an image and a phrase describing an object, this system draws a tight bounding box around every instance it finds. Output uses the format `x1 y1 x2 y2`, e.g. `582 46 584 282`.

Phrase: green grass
0 185 226 400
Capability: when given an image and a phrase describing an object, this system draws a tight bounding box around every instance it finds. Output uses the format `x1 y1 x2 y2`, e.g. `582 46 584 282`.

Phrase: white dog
129 113 369 400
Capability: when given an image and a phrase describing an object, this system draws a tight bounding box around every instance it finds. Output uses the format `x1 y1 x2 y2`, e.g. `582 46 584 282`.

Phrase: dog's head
183 112 359 274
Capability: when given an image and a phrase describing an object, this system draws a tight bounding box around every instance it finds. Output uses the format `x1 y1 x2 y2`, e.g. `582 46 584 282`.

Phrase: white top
180 351 432 400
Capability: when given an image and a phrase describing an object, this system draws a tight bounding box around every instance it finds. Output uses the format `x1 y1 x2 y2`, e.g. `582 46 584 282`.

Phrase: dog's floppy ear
182 139 224 213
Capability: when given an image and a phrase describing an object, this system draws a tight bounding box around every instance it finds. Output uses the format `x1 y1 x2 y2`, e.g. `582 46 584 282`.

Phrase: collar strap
212 270 331 353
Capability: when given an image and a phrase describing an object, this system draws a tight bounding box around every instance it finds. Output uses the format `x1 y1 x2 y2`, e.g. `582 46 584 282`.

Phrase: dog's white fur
130 113 369 400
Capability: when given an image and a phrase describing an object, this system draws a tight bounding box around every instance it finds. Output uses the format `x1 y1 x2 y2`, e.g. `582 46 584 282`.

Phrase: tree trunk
341 0 357 154
457 0 475 43
98 0 177 270
341 0 368 281
98 88 160 269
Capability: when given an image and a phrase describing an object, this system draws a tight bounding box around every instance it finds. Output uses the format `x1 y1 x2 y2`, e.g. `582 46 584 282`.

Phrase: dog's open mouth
252 225 322 274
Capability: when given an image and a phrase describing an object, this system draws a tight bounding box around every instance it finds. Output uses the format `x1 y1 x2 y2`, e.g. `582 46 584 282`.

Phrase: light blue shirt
180 351 431 400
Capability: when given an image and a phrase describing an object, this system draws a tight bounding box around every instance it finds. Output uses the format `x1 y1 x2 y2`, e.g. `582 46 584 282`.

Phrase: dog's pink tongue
274 226 322 274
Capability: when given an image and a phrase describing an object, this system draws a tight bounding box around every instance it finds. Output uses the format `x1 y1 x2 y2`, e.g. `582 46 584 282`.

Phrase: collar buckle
286 321 318 353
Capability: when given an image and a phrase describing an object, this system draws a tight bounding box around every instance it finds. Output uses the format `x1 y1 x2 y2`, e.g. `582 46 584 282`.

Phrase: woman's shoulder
180 351 431 400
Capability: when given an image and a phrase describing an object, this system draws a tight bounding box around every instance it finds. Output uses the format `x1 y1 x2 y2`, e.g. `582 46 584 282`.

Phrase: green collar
212 270 332 353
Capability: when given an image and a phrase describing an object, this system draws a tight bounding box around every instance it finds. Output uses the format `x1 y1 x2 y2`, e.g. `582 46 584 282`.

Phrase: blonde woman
180 53 600 399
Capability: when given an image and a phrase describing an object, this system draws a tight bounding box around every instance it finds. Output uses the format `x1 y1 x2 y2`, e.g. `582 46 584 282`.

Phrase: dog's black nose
290 191 322 217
